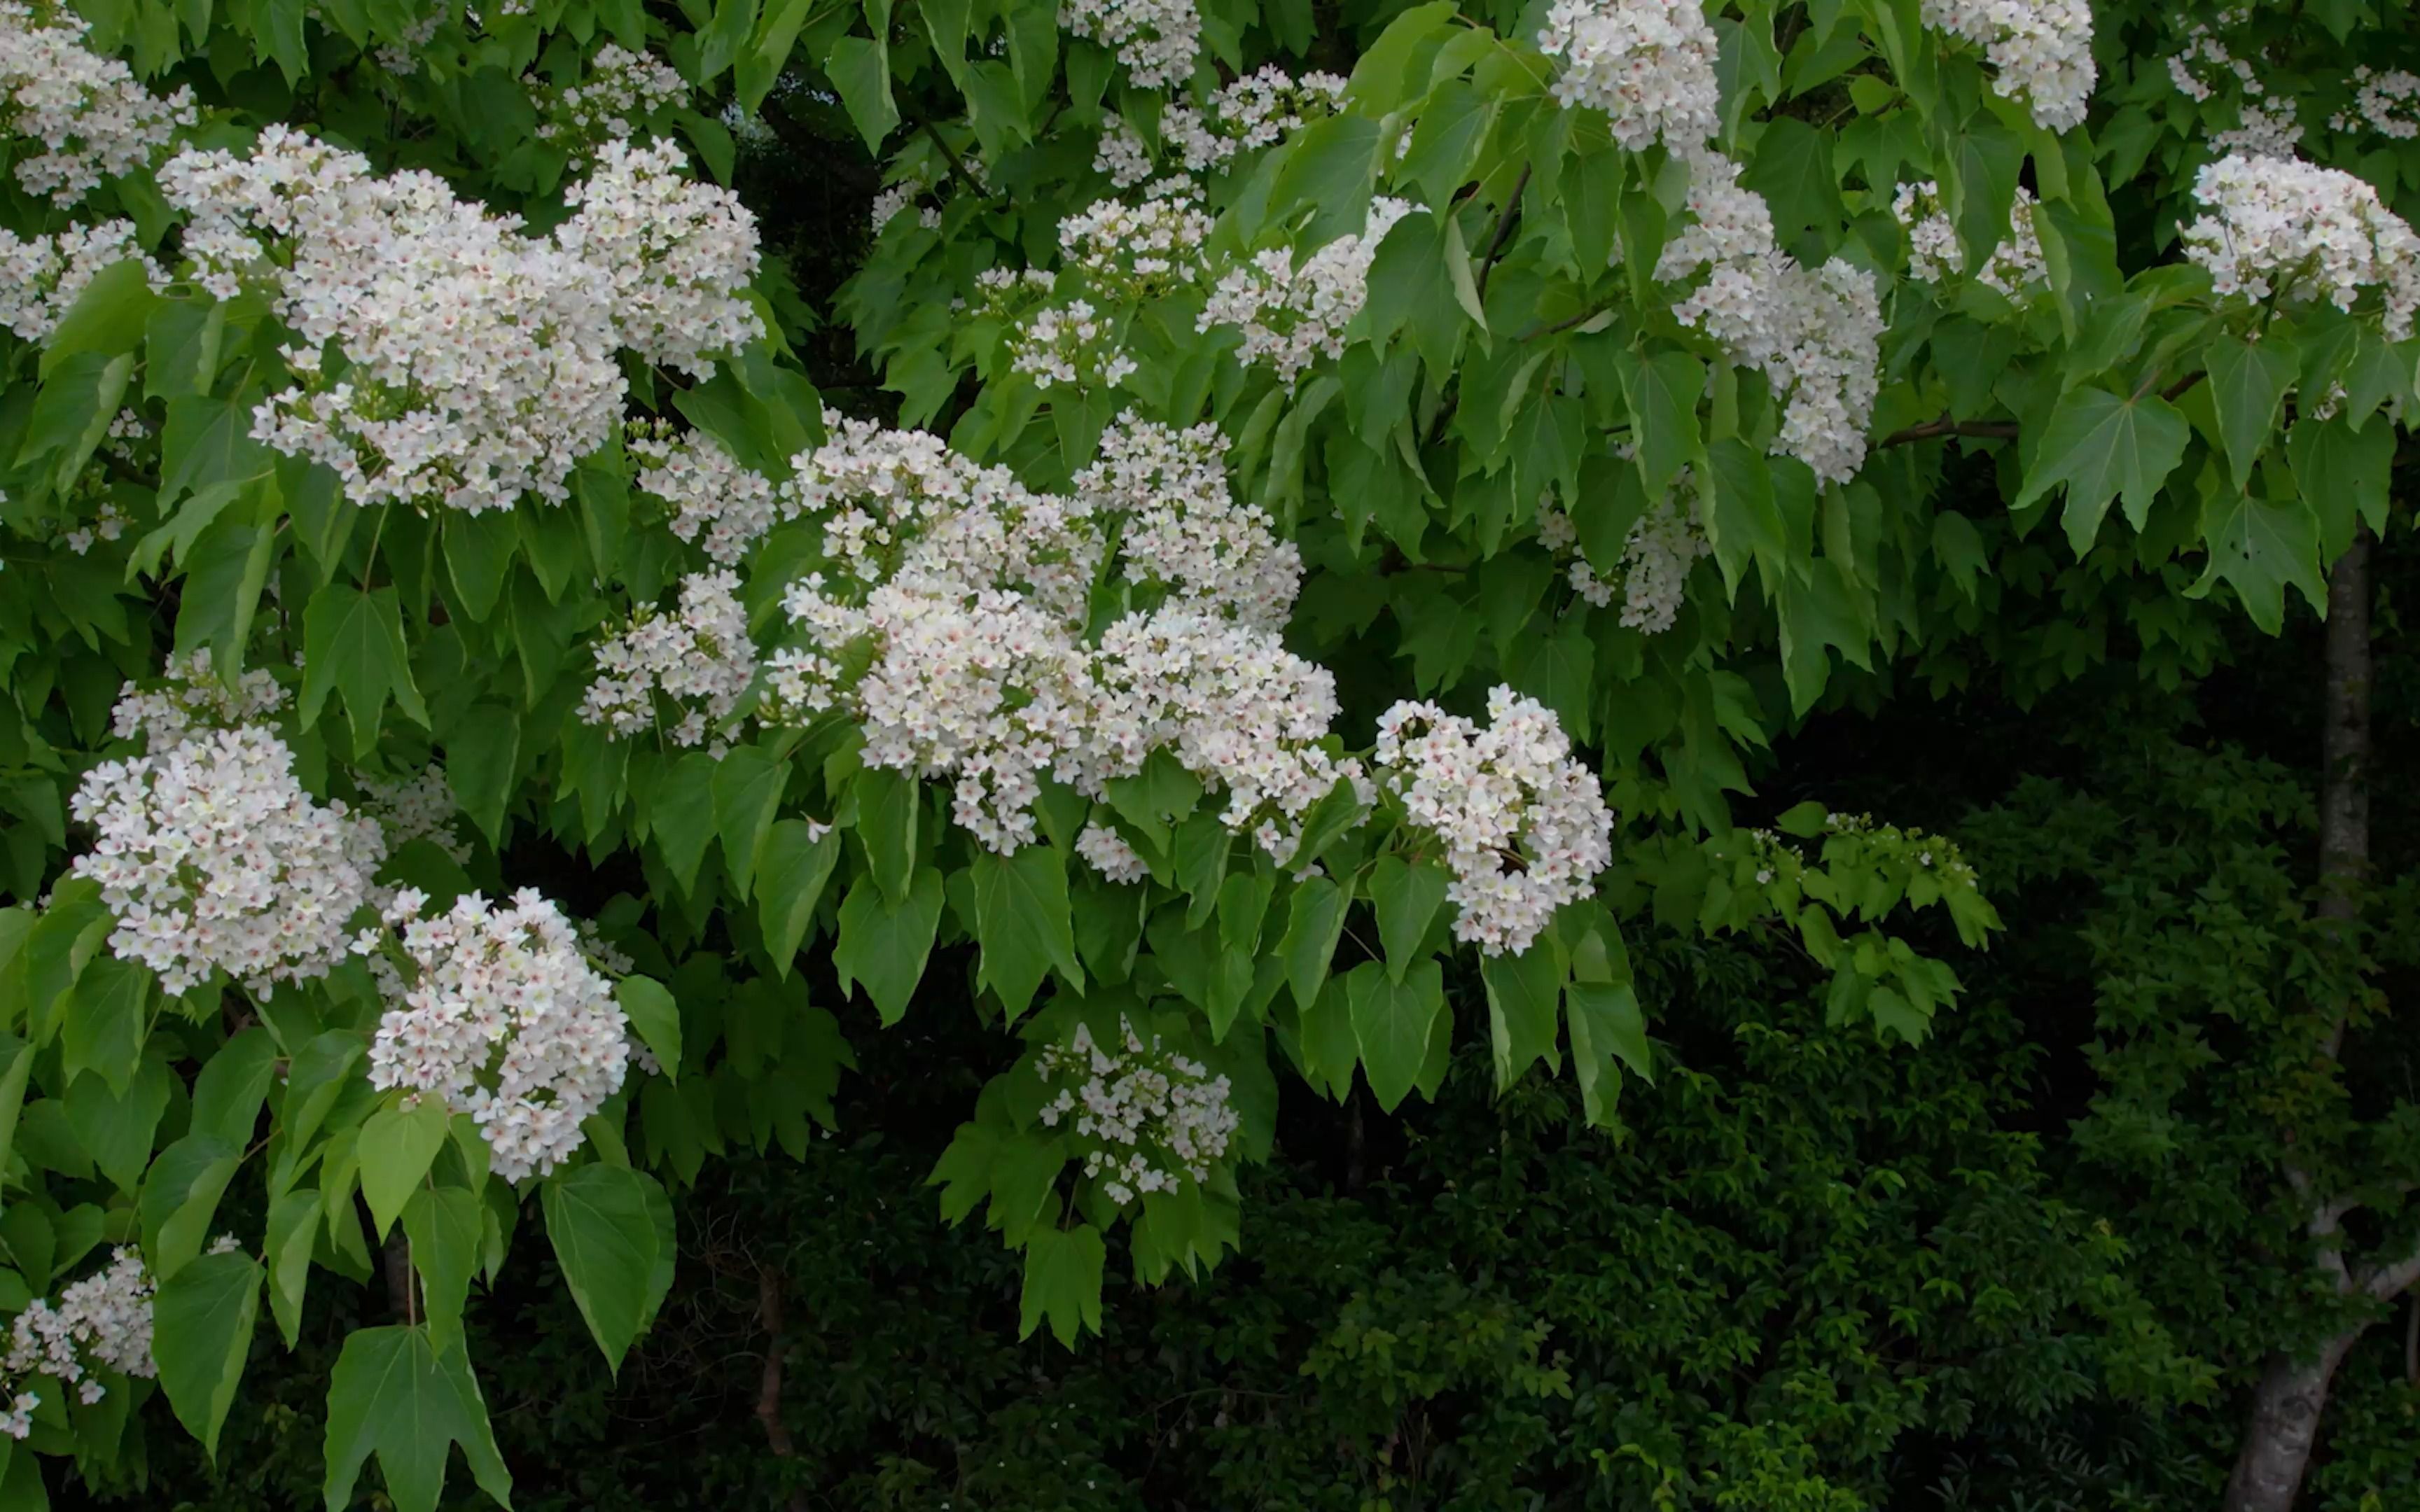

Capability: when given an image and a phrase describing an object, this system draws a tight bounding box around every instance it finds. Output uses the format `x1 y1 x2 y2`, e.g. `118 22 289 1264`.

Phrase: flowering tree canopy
0 0 2412 1504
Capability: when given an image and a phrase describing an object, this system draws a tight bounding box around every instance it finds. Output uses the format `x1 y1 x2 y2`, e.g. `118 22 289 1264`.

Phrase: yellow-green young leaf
1018 1222 1106 1347
541 1163 667 1376
139 1133 240 1281
1370 855 1449 982
298 582 430 755
151 1249 260 1462
833 869 943 1025
758 818 840 974
1347 959 1445 1112
2011 386 2191 554
616 976 682 1082
1344 0 1456 110
321 1324 513 1512
358 1098 451 1241
2206 336 2299 494
403 1186 482 1358
971 844 1083 1018
1566 979 1652 1128
1480 943 1564 1092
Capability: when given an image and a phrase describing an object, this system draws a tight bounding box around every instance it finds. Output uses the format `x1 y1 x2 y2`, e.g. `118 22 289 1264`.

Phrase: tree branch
1475 166 1531 303
754 1265 809 1512
1877 372 2207 449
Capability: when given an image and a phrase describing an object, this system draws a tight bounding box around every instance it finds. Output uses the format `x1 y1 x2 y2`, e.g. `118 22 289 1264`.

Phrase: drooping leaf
971 844 1083 1017
321 1325 513 1512
2011 387 2190 553
1347 959 1445 1112
152 1250 260 1461
541 1163 668 1375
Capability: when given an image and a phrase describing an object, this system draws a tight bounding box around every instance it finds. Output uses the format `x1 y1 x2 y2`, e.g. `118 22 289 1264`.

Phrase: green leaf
648 752 719 894
441 510 518 622
61 953 148 1097
321 1325 513 1512
1566 979 1650 1128
265 1189 319 1347
854 765 919 904
1703 435 1786 594
152 1250 260 1461
1017 1222 1106 1347
1512 621 1597 743
1741 118 1843 239
190 1026 276 1147
758 818 840 974
1281 874 1349 1011
1948 115 2022 277
711 745 789 901
1370 854 1448 981
43 258 160 378
824 36 898 152
972 844 1084 1016
1272 115 1383 251
541 1163 667 1375
1480 944 1563 1092
403 1186 482 1357
2206 337 2298 494
171 509 279 675
2287 414 2393 563
616 976 682 1082
1398 79 1496 207
2189 491 2325 636
300 583 430 755
144 298 225 400
65 1058 169 1194
833 869 943 1025
1347 959 1445 1112
359 1098 452 1240
138 1132 240 1281
2011 387 2190 553
445 706 520 848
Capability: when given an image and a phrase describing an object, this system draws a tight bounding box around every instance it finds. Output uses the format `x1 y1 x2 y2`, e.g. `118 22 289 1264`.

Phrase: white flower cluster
1055 187 1216 300
371 11 441 75
0 0 194 205
1094 113 1155 188
1918 0 2096 132
1656 155 1882 486
2333 66 2420 139
1162 66 1349 174
1061 0 1200 88
1536 0 1721 152
580 568 758 748
1034 1017 1237 1205
556 137 763 379
1076 821 1149 883
360 887 632 1183
1 1246 162 1437
62 496 128 554
1891 179 2048 297
630 421 791 564
1536 479 1709 633
870 180 938 230
2164 15 2302 158
359 764 471 864
764 412 1359 858
71 666 384 996
2182 153 2420 341
0 220 167 344
531 43 687 155
1372 687 1615 957
1197 197 1420 388
160 127 756 514
106 648 282 747
1011 299 1136 389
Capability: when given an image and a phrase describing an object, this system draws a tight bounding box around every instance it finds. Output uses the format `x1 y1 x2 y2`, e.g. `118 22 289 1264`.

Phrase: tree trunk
2222 531 2373 1512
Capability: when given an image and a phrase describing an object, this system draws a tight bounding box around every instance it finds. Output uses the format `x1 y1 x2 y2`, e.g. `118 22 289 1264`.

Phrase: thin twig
1475 166 1532 303
754 1266 812 1512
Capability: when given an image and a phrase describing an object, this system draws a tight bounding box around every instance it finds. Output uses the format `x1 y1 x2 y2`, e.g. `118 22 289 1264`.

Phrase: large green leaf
758 818 840 974
2206 336 2298 494
711 744 789 900
2189 491 2325 636
1017 1222 1106 1347
403 1186 483 1357
1347 959 1445 1112
854 765 919 903
138 1132 241 1281
1281 874 1350 1011
152 1250 260 1461
824 36 898 152
616 976 682 1082
833 869 944 1025
1566 980 1651 1128
2011 386 2190 553
2286 414 2393 563
60 953 148 1097
321 1324 513 1512
971 844 1083 1016
300 583 430 755
1480 944 1564 1092
1369 855 1448 981
64 1058 170 1194
189 1026 276 1147
541 1163 668 1375
359 1098 452 1241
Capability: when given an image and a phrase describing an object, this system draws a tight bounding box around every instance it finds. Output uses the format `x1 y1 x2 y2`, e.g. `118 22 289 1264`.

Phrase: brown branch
754 1265 809 1512
1877 371 2207 449
1475 166 1532 303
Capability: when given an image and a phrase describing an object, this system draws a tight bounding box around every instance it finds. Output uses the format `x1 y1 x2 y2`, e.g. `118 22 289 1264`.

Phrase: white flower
1893 178 2048 298
1919 0 2096 132
1161 67 1349 174
529 43 688 155
1060 0 1199 88
1197 198 1421 387
71 663 384 997
2334 66 2420 140
358 764 471 864
365 889 632 1182
1076 822 1149 883
1537 0 1721 152
0 220 167 343
580 569 759 747
0 0 195 205
631 421 790 564
2166 19 2302 158
2 1246 160 1434
555 136 763 379
1372 687 1615 957
1034 1017 1237 1203
2183 153 2420 340
1093 112 1154 188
